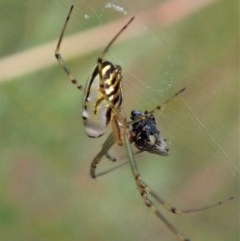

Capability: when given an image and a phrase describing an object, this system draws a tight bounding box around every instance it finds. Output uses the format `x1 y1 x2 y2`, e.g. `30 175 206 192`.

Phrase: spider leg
124 134 191 241
98 16 135 64
97 17 134 120
149 188 234 214
95 150 143 178
55 5 83 91
90 132 115 178
125 88 186 129
105 152 118 162
95 160 129 178
149 87 186 114
91 129 143 178
103 147 234 211
105 149 143 162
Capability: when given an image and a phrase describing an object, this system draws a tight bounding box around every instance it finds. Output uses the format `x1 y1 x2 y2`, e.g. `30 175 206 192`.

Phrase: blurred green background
0 0 238 241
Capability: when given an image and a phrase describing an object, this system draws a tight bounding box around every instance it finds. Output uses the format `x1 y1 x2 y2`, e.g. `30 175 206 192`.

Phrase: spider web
0 1 238 241
53 1 238 241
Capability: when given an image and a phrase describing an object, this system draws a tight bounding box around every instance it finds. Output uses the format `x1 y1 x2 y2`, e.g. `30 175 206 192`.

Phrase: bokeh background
0 0 238 241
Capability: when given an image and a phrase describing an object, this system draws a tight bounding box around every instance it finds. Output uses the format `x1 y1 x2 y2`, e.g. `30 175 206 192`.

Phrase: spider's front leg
55 5 84 91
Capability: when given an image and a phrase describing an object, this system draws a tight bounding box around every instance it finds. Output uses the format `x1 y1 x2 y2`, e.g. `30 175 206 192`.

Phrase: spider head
130 110 169 156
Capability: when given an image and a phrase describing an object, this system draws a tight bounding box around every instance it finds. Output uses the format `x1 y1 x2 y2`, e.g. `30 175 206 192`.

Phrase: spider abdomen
82 61 123 138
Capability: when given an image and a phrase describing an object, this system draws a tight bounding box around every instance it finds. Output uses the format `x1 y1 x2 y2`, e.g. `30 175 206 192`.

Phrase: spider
55 5 134 140
55 5 233 241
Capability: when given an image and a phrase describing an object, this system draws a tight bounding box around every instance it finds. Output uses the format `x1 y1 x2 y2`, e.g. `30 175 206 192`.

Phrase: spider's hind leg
124 134 191 241
135 174 191 241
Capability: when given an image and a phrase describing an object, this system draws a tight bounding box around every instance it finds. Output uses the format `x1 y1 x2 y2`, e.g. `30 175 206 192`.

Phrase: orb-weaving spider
55 5 134 139
55 5 233 241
